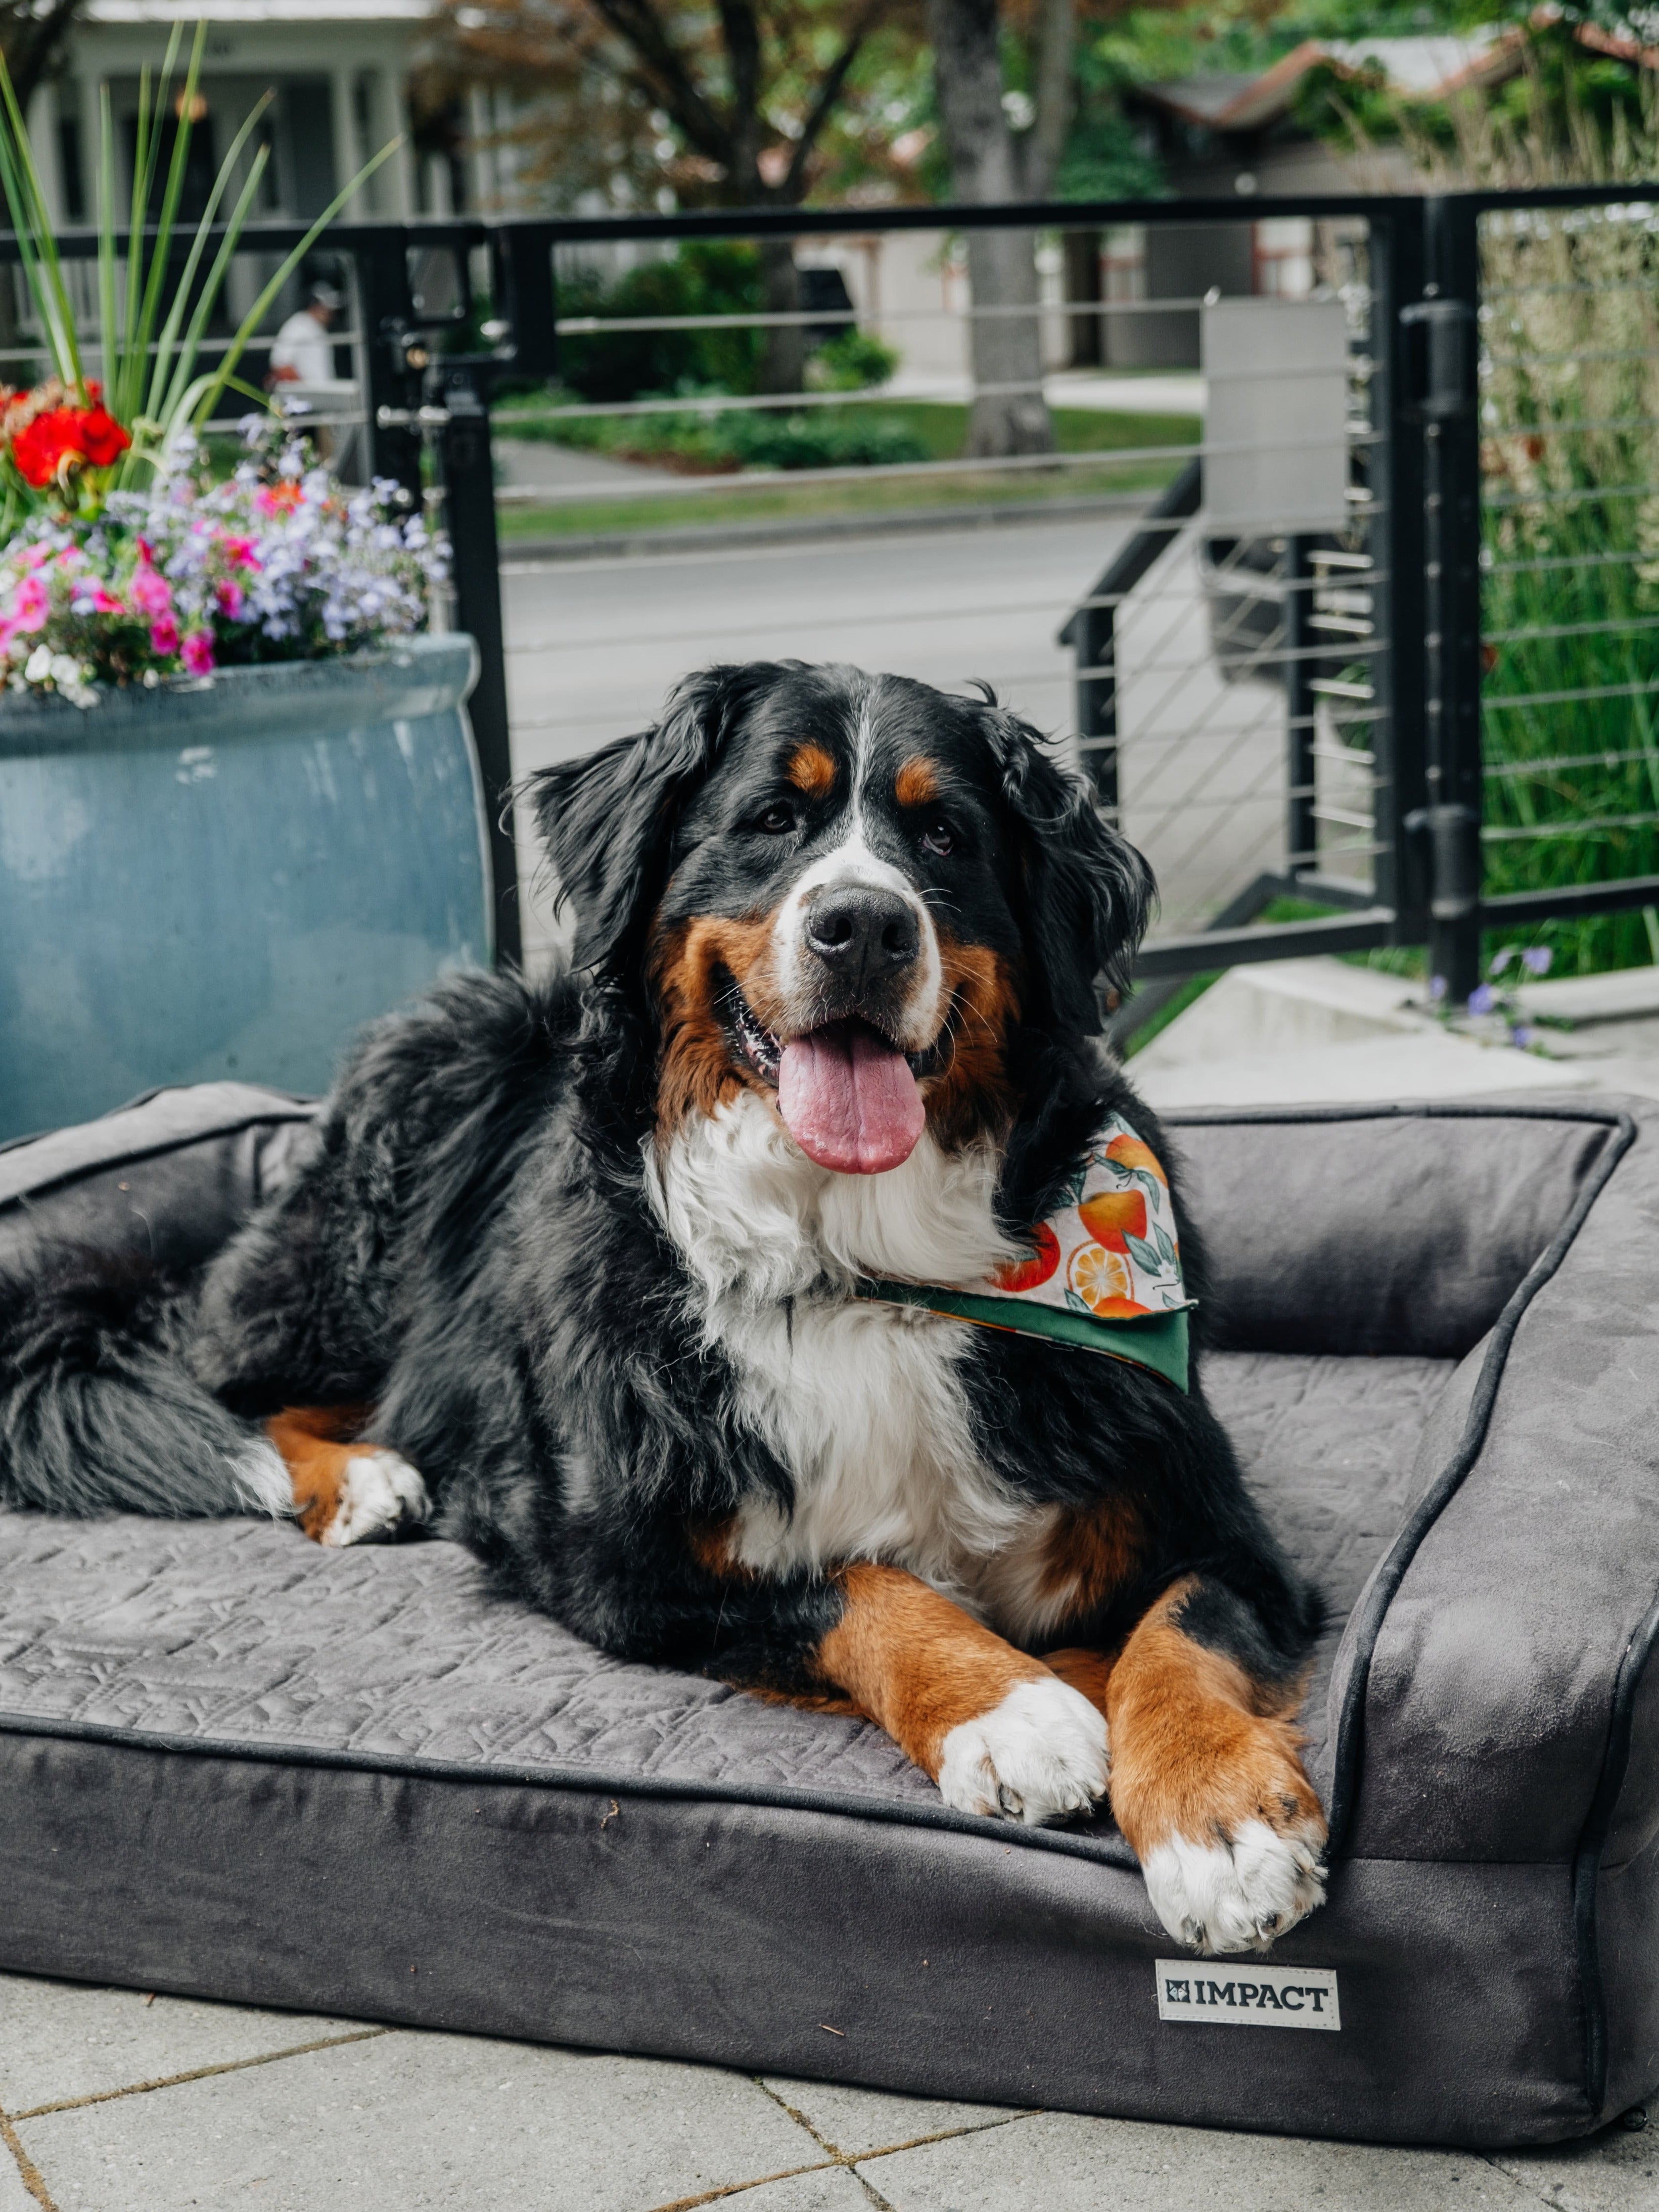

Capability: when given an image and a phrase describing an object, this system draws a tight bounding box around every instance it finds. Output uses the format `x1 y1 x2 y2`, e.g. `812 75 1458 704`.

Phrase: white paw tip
319 1448 430 1548
937 1674 1110 1827
1143 1816 1327 1955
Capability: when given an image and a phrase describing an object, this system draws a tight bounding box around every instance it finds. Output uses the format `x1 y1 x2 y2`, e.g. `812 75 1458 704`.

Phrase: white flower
24 644 53 683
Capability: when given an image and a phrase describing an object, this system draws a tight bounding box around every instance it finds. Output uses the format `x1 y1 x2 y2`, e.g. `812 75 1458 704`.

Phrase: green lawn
494 402 1199 543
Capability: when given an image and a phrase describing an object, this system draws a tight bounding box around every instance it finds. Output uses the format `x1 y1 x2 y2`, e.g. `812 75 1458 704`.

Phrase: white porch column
330 66 360 214
467 85 493 212
383 67 416 219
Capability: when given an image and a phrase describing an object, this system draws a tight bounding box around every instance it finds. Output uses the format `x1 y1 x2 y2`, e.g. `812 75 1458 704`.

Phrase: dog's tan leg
812 1562 1109 1825
265 1406 429 1547
1103 1575 1326 1955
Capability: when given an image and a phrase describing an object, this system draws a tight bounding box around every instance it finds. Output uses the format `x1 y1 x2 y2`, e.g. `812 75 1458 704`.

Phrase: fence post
1412 194 1484 1005
1370 201 1430 948
1076 599 1119 819
1284 534 1316 877
438 364 522 971
356 233 423 500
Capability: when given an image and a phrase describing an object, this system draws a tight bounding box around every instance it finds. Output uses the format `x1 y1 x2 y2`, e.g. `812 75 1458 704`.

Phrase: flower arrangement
0 26 393 525
0 28 432 707
0 424 443 706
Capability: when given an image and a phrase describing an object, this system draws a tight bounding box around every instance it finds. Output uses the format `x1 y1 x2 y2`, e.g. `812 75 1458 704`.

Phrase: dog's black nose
805 886 920 979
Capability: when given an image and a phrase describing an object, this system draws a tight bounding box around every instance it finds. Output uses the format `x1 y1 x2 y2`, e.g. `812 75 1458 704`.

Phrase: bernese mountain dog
0 659 1326 1957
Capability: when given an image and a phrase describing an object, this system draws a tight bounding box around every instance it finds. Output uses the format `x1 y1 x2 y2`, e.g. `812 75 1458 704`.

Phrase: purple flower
1430 974 1448 1004
1468 983 1496 1015
1510 1024 1535 1049
1522 946 1554 975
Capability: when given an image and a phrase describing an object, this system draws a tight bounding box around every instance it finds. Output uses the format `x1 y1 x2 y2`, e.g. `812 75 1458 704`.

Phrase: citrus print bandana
857 1115 1194 1391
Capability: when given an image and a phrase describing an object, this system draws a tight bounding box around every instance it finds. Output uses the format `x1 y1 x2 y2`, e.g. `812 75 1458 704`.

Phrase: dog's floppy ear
528 664 763 974
983 703 1155 1033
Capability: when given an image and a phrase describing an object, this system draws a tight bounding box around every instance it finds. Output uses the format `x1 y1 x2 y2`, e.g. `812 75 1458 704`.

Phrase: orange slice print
1077 1189 1147 1250
1068 1241 1151 1319
1105 1134 1167 1186
992 1221 1061 1293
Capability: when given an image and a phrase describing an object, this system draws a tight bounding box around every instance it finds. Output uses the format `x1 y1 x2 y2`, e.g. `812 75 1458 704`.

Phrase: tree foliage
419 0 934 209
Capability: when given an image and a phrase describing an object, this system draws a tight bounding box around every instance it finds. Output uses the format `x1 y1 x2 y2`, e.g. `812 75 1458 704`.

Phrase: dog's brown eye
921 819 954 856
756 803 796 834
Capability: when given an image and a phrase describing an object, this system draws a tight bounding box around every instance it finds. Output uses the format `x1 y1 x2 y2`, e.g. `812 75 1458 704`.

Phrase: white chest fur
646 1094 1053 1615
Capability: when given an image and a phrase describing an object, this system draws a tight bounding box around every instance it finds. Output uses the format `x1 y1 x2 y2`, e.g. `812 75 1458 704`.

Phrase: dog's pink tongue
777 1023 925 1174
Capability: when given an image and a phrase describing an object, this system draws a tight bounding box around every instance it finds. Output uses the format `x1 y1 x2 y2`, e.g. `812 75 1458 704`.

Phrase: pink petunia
218 535 260 569
216 578 245 621
91 586 124 615
12 574 50 632
181 629 215 676
131 563 172 618
148 614 180 656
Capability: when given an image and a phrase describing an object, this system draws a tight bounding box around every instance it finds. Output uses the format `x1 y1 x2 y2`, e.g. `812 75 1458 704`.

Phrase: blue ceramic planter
0 633 490 1143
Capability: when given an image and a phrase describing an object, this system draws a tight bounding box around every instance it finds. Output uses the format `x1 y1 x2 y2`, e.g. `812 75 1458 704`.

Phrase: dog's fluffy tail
0 1252 291 1519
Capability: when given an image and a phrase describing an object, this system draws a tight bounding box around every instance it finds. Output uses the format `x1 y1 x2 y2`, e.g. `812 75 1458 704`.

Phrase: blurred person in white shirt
267 282 352 461
268 282 343 387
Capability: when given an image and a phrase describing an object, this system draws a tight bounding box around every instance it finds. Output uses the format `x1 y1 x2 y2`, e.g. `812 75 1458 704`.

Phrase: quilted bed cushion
0 1347 1452 1822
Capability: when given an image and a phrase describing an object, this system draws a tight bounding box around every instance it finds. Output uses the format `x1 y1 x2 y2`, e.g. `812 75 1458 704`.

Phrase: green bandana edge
856 1281 1190 1392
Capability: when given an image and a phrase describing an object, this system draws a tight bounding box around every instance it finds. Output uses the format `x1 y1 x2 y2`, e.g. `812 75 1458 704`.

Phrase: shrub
555 243 766 402
806 329 900 392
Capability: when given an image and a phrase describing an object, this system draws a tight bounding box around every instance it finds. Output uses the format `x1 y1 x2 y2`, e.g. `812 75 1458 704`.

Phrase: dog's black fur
0 660 1320 1799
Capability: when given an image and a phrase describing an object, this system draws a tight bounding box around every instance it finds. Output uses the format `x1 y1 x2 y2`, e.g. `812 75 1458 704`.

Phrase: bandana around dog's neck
855 1113 1194 1391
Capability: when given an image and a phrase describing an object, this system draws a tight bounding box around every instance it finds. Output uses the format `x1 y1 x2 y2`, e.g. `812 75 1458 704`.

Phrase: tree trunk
757 236 804 397
926 0 1052 457
2 0 83 114
1022 0 1074 201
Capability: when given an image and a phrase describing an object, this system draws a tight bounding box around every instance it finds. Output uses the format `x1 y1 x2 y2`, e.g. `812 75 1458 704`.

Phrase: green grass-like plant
0 21 397 518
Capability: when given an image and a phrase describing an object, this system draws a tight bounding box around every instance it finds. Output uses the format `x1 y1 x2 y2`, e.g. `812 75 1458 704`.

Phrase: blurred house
23 0 512 227
1074 17 1659 367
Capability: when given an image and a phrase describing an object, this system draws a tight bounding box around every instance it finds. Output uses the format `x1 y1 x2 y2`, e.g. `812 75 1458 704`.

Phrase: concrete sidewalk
0 1972 1651 2211
1130 957 1659 1109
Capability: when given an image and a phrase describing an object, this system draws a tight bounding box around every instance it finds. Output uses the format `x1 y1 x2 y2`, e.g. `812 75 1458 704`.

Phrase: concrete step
1129 955 1659 1107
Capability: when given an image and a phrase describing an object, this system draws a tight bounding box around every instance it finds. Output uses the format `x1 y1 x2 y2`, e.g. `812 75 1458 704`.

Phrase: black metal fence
6 184 1656 1012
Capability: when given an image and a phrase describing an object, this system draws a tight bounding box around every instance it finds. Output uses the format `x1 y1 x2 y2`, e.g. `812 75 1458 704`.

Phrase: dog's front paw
937 1674 1110 1826
317 1449 430 1547
1142 1812 1327 1955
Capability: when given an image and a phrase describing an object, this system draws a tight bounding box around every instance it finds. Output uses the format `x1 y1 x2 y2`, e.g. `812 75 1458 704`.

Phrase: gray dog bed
0 1082 1655 2148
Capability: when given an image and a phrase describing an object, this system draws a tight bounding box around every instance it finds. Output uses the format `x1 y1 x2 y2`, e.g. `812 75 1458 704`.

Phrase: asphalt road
499 513 1292 971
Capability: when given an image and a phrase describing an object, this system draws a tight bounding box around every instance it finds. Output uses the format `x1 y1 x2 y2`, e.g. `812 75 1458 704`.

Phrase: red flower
10 397 132 488
13 409 80 488
77 406 130 468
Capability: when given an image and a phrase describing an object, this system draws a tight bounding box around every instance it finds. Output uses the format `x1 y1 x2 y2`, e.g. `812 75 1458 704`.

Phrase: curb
496 490 1154 564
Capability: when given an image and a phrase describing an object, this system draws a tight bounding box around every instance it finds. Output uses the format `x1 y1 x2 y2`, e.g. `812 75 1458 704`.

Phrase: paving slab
14 2031 817 2212
0 2137 41 2212
686 2166 872 2212
761 2076 1020 2160
1489 2118 1659 2212
0 1973 373 2120
854 2109 1547 2212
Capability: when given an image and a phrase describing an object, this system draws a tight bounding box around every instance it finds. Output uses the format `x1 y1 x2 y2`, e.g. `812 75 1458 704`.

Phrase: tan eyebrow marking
895 755 940 808
785 743 837 797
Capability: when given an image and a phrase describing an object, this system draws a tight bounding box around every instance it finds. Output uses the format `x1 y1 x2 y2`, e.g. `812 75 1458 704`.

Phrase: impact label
1156 1961 1340 2030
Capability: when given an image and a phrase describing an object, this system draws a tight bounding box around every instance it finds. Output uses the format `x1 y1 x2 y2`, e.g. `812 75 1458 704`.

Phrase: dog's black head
530 661 1153 1169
